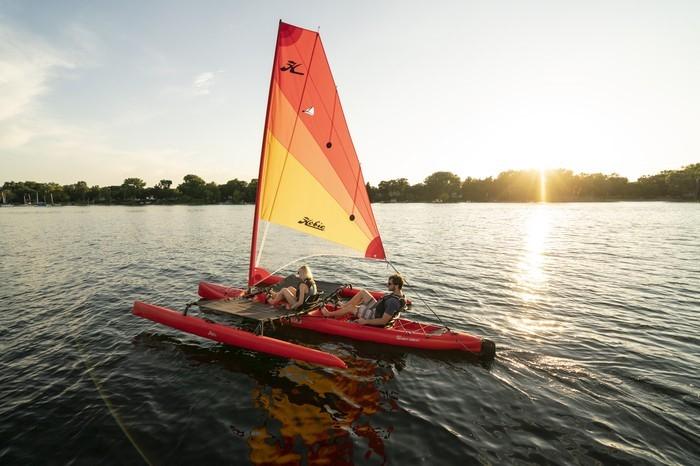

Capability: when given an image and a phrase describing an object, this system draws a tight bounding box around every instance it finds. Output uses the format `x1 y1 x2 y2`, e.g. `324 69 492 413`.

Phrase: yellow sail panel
249 22 386 284
260 133 373 253
267 85 375 241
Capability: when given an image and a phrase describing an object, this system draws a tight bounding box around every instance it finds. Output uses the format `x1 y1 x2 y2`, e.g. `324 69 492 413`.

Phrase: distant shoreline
1 198 697 208
2 164 698 205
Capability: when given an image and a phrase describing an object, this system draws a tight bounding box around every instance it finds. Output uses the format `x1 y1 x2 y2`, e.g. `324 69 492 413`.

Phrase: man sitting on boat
268 265 318 310
321 274 406 326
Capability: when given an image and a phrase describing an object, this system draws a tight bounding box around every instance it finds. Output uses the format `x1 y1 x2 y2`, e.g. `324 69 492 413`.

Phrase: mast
248 20 282 287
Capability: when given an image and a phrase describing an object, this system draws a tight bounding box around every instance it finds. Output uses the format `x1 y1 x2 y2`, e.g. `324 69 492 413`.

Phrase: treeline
368 164 700 202
0 175 256 205
2 164 698 205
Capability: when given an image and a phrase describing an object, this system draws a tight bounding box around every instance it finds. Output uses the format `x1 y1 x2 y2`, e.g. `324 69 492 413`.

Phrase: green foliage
2 163 697 205
177 174 207 201
366 164 698 203
424 172 462 202
121 178 146 202
220 179 249 203
377 178 411 202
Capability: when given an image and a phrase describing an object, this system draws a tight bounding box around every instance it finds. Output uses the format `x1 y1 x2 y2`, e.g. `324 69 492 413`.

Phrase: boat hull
198 282 495 359
132 301 346 368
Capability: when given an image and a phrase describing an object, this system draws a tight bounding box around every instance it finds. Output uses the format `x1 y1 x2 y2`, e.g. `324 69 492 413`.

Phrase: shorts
357 303 376 320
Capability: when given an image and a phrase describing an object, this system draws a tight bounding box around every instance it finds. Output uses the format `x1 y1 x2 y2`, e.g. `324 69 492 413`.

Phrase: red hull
198 282 494 357
293 312 484 353
132 301 346 369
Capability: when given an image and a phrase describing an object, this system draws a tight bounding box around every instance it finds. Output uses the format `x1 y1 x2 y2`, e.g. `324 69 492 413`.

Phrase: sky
1 0 699 187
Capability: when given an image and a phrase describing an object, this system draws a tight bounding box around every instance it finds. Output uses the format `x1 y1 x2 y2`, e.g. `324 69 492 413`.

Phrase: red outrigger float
133 301 347 368
132 22 495 367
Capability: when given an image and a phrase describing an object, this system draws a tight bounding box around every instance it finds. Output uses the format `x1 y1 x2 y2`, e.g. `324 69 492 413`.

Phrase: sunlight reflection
516 205 551 302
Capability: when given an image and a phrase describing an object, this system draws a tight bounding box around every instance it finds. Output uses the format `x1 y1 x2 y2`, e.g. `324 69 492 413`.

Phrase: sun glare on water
508 204 559 337
517 205 551 300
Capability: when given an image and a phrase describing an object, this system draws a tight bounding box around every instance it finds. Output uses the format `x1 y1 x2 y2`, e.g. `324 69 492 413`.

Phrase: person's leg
323 289 375 317
281 288 297 306
269 287 296 306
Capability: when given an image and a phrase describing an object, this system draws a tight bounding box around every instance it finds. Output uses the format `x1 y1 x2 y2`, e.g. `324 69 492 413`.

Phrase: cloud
193 71 217 95
0 23 74 148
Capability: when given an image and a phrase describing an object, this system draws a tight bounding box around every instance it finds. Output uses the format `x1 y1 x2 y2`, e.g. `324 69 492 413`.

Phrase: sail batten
249 22 385 285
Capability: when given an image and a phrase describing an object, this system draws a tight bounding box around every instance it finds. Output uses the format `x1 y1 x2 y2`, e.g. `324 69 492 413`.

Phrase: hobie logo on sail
298 217 325 231
281 60 304 75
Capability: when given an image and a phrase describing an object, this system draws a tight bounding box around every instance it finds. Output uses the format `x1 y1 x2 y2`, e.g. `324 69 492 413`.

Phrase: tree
66 181 89 203
89 185 101 203
153 179 174 201
244 179 258 203
377 178 411 202
544 170 576 202
424 171 462 202
177 174 207 200
461 177 494 201
205 182 221 203
366 182 377 202
220 179 248 203
666 166 697 199
121 178 146 201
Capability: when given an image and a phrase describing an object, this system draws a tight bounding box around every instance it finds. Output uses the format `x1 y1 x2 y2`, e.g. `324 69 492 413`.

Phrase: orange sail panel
250 22 385 285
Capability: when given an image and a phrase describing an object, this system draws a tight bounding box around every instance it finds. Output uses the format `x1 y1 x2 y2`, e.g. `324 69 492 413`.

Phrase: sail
249 21 385 285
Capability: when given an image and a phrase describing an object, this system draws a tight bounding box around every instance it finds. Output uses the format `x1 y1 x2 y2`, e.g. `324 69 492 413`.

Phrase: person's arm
357 312 392 326
291 284 307 309
357 297 400 326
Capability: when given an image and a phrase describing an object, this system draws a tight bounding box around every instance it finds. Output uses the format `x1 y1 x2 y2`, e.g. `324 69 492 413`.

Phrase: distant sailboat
0 191 11 207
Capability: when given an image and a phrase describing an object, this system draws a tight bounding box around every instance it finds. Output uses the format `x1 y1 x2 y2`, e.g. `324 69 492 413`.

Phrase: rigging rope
386 259 488 356
385 258 452 333
76 340 152 465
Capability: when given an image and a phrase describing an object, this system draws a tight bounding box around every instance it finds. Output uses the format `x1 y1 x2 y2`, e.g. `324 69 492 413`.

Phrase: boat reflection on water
246 358 400 465
132 333 405 464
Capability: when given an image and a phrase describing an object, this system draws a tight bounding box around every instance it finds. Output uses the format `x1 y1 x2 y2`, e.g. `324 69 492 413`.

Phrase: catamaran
133 21 495 368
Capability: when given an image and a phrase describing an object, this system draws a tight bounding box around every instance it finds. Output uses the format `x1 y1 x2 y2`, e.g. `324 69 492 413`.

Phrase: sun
539 168 547 203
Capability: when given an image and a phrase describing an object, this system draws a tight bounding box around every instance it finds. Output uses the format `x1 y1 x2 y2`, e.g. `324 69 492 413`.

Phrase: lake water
1 203 698 465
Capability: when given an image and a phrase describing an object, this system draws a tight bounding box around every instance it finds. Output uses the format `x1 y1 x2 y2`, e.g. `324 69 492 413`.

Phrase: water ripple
1 203 699 464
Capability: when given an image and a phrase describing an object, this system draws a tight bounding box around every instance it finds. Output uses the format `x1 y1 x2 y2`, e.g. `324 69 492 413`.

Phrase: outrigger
132 21 496 368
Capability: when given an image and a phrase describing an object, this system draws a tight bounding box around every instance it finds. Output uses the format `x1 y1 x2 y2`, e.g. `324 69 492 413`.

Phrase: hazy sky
2 0 699 186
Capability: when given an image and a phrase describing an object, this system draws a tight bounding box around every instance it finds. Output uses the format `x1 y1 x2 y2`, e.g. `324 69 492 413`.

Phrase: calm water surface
1 203 698 465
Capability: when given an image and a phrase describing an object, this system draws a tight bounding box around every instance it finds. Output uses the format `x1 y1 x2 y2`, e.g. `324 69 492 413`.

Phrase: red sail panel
272 24 378 237
250 21 385 284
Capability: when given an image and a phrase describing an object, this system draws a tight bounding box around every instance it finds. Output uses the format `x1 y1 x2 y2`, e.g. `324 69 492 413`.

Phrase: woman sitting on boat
322 274 405 326
268 265 318 310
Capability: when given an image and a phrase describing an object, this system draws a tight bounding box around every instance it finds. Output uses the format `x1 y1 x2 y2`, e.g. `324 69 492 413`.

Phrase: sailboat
133 21 495 368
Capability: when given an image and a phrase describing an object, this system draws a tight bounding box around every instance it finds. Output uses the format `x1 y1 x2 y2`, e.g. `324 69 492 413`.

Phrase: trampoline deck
197 298 291 321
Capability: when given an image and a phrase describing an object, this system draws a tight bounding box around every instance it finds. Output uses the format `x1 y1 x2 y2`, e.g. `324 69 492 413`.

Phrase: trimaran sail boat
133 21 495 368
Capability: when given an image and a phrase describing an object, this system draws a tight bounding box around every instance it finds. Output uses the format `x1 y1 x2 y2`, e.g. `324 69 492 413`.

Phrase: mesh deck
197 276 346 322
197 299 289 320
